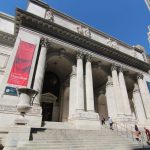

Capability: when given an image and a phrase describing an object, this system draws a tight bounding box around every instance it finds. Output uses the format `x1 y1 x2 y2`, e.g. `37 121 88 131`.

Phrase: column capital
106 76 113 86
137 73 143 79
70 65 76 77
85 54 92 62
40 37 49 48
76 52 84 59
118 66 124 72
133 83 140 93
111 64 118 71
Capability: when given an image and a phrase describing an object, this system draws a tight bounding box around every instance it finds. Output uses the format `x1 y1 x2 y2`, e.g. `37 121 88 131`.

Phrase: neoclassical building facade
0 0 150 129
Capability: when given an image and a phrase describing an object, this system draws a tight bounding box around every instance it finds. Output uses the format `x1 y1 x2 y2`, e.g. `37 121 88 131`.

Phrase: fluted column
69 65 77 118
76 53 84 112
111 64 124 115
85 55 95 112
132 83 146 122
33 38 49 106
106 76 117 118
137 73 150 119
118 67 131 115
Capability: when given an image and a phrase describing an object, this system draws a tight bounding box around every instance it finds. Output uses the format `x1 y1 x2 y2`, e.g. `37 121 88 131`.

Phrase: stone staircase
16 125 150 150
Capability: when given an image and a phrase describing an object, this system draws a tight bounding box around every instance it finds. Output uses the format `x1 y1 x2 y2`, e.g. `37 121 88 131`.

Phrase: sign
146 81 150 93
4 86 18 96
7 41 36 86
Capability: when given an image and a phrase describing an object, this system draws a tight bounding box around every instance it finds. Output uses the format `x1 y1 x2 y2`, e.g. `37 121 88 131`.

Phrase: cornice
0 31 16 47
28 0 138 50
29 0 49 9
15 8 150 72
0 12 15 22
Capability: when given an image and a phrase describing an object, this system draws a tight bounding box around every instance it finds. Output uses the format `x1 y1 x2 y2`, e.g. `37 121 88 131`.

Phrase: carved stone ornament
137 73 143 79
40 37 49 48
106 38 119 50
86 54 92 62
77 25 84 35
77 25 91 38
111 64 118 71
70 65 76 76
106 76 113 86
133 83 140 93
118 66 124 72
84 28 91 38
45 9 54 22
76 52 84 59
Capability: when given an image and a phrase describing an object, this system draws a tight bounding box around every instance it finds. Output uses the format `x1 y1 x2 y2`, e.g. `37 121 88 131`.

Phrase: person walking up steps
108 117 113 130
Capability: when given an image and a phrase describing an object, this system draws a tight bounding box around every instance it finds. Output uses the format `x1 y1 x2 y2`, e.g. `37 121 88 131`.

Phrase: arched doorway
41 52 73 122
41 72 60 121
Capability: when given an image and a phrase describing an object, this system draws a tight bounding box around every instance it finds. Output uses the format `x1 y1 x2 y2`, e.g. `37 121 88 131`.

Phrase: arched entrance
41 72 60 121
41 51 73 122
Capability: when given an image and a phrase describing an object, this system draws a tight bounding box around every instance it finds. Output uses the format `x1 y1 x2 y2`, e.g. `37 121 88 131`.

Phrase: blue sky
1 0 150 54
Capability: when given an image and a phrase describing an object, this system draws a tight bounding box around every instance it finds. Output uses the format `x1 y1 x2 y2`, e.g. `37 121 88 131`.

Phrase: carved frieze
77 25 91 38
45 9 54 22
106 38 119 50
40 37 49 48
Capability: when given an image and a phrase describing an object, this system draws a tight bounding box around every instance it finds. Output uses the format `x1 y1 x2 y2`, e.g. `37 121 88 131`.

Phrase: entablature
27 0 145 61
15 8 150 72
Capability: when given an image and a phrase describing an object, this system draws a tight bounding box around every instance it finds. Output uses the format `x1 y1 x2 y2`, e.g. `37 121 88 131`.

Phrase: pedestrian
144 127 150 145
108 117 113 130
101 116 105 125
134 124 141 142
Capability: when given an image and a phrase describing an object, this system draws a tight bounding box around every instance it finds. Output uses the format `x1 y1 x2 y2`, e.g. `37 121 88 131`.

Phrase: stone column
132 83 146 122
62 82 69 122
33 38 49 106
97 90 106 117
137 73 150 119
69 65 77 118
85 55 95 112
76 53 84 112
111 64 124 116
118 67 131 115
105 76 117 118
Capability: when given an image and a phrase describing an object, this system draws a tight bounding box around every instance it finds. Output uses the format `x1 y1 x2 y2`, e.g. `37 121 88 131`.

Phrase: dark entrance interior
42 71 60 121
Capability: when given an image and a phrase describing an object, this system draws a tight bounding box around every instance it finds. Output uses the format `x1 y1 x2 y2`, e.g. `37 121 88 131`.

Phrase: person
108 117 113 130
101 116 105 125
134 124 141 142
144 127 150 145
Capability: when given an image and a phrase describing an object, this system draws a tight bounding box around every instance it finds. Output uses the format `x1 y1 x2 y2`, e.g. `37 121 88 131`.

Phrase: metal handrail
112 122 147 148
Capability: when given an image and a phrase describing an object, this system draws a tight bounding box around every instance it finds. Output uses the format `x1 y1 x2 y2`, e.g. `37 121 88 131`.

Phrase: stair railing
112 122 147 148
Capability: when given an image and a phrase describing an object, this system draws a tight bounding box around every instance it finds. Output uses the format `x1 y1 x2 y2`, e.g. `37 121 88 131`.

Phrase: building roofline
0 12 15 22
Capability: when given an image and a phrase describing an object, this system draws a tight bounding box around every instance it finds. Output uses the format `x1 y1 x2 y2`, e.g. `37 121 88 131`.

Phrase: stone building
0 0 150 131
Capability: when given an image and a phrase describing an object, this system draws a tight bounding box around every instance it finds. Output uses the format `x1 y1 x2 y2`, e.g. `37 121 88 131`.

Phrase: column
69 65 77 118
85 55 95 112
105 76 117 118
118 67 131 115
111 64 124 115
137 73 150 119
33 38 49 106
132 83 146 122
62 82 69 122
97 90 107 117
76 53 84 112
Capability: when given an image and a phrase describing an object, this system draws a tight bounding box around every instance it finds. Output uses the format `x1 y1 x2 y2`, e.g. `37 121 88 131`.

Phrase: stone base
68 111 101 130
3 126 30 150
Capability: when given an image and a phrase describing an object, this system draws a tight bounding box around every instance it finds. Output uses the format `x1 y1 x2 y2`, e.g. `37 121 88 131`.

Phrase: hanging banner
8 41 36 86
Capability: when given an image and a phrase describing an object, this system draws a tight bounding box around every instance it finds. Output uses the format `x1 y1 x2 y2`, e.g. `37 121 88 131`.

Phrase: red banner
8 41 36 86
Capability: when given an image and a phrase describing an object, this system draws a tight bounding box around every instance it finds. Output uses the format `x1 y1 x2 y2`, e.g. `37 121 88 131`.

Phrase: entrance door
42 102 53 121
